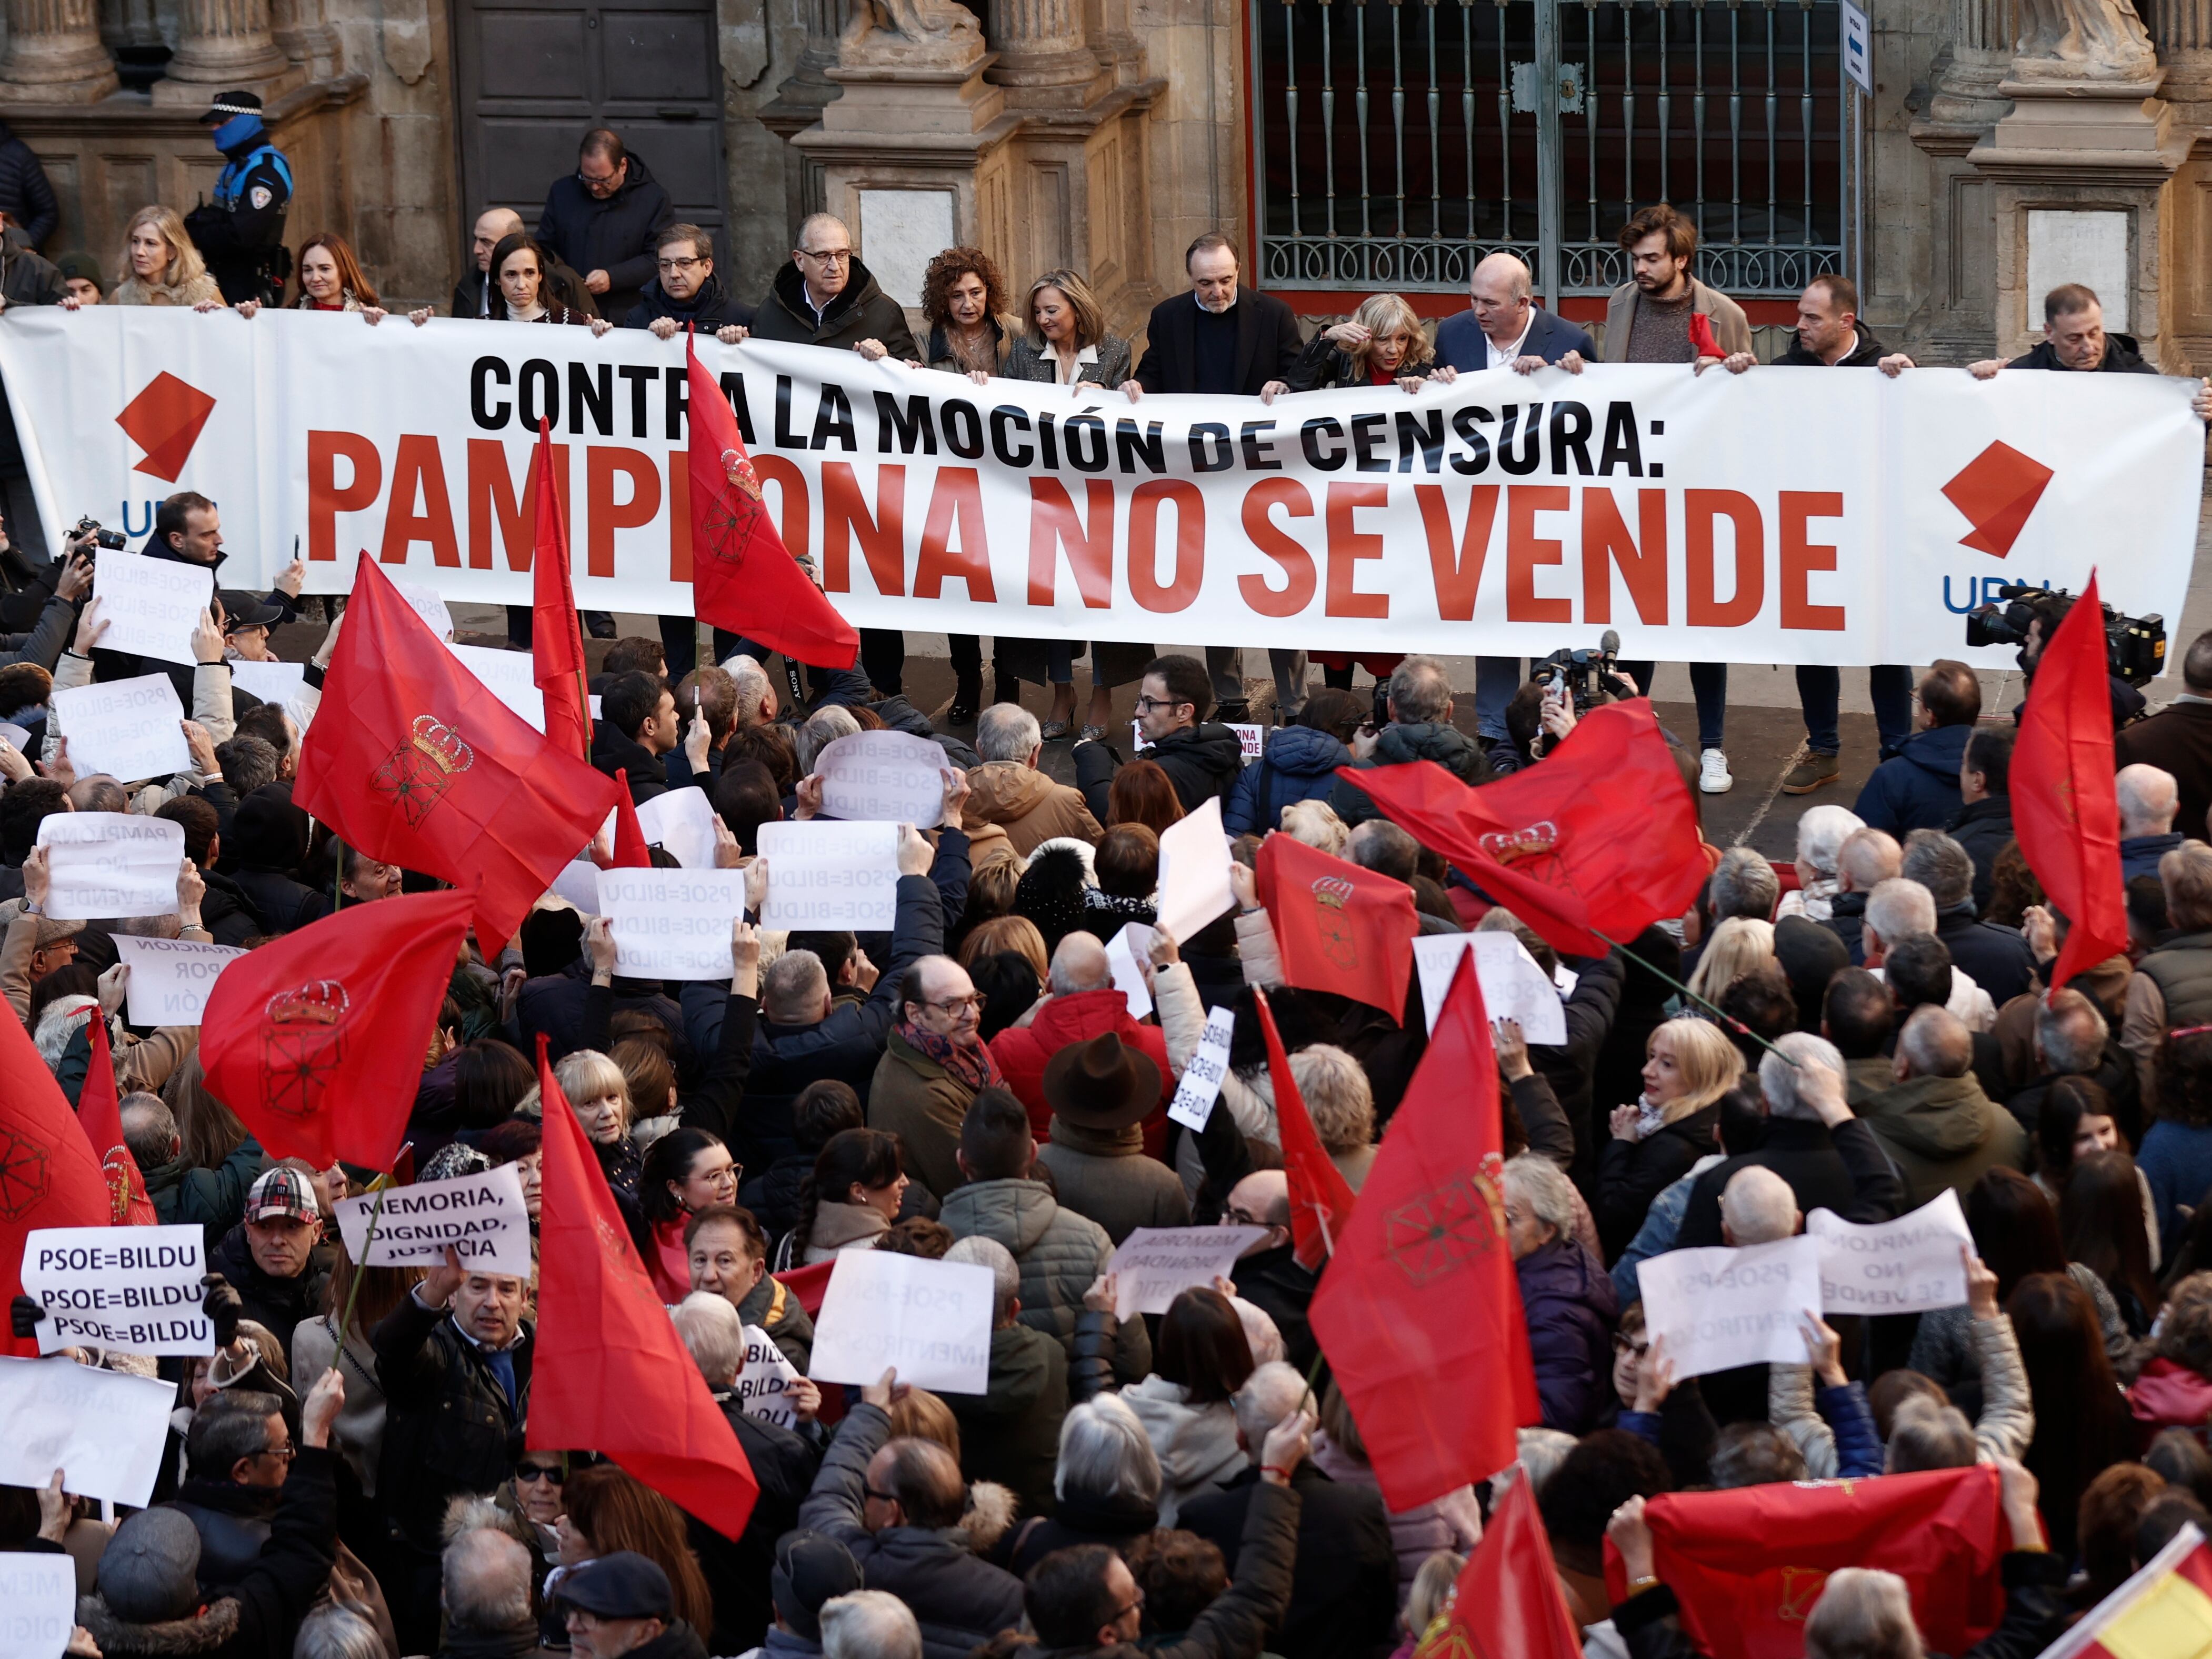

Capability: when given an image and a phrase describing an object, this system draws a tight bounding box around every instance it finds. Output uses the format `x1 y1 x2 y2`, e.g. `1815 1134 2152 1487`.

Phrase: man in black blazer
1124 233 1305 718
1431 253 1597 747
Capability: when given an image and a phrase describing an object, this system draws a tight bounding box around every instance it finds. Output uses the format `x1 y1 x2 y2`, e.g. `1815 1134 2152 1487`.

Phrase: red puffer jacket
988 987 1174 1156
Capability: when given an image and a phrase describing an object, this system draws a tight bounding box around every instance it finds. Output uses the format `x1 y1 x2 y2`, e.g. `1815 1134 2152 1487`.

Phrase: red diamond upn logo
1941 440 2054 559
116 371 216 482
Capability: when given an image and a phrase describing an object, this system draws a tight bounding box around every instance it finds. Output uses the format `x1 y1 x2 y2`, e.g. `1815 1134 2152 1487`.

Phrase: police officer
184 91 293 306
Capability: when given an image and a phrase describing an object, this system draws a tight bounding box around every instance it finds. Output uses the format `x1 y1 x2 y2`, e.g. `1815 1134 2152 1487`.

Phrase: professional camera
1532 629 1627 714
71 516 125 550
1964 583 2166 686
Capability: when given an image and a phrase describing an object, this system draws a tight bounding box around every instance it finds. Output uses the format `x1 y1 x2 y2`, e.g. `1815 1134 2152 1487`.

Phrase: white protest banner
814 730 947 827
0 1354 174 1507
228 657 309 719
1635 1235 1826 1381
20 1225 211 1356
808 1249 994 1395
757 819 900 930
1105 922 1154 1020
1133 722 1263 762
51 674 188 784
636 786 720 870
601 868 747 978
550 860 600 915
35 813 185 920
0 722 28 753
1108 1225 1268 1320
113 934 247 1026
1410 932 1567 1043
332 1163 532 1278
1806 1188 1975 1314
5 312 2197 670
92 546 211 666
1156 796 1233 943
733 1324 806 1428
450 643 545 732
0 1550 75 1659
1167 1004 1237 1132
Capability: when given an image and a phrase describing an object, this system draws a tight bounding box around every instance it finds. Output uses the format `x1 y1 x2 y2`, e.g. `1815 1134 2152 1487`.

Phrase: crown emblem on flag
261 981 351 1120
1310 876 1359 971
372 714 475 828
1479 822 1559 866
266 980 349 1026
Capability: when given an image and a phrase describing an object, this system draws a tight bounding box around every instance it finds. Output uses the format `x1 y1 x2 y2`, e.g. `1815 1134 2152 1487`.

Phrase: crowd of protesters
9 102 2212 1659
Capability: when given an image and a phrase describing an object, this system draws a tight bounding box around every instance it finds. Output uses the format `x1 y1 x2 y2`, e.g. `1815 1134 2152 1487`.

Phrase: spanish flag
2042 1524 2212 1659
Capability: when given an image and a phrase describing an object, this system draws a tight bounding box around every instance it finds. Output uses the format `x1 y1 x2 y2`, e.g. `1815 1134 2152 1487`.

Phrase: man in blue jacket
537 128 673 329
1854 661 1982 836
1431 253 1597 751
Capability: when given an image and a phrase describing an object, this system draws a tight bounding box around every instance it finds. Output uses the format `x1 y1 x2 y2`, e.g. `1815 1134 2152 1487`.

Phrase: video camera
1532 629 1627 714
71 516 125 550
1964 583 2166 687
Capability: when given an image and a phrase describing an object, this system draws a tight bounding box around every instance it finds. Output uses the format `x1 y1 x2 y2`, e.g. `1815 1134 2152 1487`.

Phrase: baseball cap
246 1164 319 1224
555 1552 674 1621
770 1531 864 1640
98 1505 202 1622
219 589 285 632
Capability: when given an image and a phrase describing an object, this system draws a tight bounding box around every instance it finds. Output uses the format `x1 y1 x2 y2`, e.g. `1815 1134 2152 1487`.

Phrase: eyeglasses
657 256 705 273
863 1484 898 1505
516 1464 565 1484
576 168 622 192
1132 696 1187 715
1110 1588 1146 1622
922 994 985 1016
796 247 852 265
258 1443 297 1463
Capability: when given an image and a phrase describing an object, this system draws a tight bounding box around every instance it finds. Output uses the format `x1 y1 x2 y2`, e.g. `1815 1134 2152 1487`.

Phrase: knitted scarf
899 1020 1005 1093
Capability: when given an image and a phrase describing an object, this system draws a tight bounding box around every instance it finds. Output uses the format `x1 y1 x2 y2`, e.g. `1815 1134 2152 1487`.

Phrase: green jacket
144 1134 267 1251
945 1323 1067 1519
1856 1073 2027 1210
866 1027 976 1200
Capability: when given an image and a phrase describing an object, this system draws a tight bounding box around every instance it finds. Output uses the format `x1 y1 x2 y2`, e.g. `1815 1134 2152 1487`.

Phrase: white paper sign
814 731 946 827
1135 721 1262 763
549 861 600 916
601 868 747 978
1108 1225 1268 1320
93 547 212 666
1806 1188 1975 1314
332 1163 533 1278
733 1323 806 1429
228 657 309 723
36 813 185 920
636 787 719 870
1156 796 1233 944
0 1354 175 1507
451 643 545 732
389 575 455 640
20 1225 212 1356
1411 932 1567 1044
1167 1004 1236 1132
808 1249 994 1395
113 933 248 1026
0 1550 75 1659
0 723 28 753
51 674 189 784
1104 922 1154 1020
757 819 900 931
1637 1235 1826 1380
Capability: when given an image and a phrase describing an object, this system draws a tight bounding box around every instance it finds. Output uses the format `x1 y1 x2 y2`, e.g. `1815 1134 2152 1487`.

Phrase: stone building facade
0 0 2201 367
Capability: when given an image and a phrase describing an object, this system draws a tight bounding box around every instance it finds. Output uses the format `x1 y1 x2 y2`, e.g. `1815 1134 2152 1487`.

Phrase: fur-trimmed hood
34 994 99 1067
960 1478 1018 1556
77 1594 242 1656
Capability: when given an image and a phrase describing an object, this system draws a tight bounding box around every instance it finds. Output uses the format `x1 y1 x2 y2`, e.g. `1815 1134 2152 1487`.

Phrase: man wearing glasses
536 127 674 327
751 212 921 362
870 953 997 1198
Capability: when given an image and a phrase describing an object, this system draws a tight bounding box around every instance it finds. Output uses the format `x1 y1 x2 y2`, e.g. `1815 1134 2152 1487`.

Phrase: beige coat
963 761 1104 860
867 1026 979 1198
1600 277 1753 361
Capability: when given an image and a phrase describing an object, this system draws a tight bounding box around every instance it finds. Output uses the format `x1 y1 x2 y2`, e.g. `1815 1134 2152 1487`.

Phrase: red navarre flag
79 1015 154 1227
1253 832 1416 1019
1602 1465 2011 1659
529 417 592 766
1340 699 1705 958
610 773 651 869
296 555 622 954
1312 956 1538 1511
1254 986 1356 1271
200 886 476 1171
530 1036 759 1539
0 1005 114 1356
2014 571 2129 991
685 332 859 669
1413 1472 1581 1659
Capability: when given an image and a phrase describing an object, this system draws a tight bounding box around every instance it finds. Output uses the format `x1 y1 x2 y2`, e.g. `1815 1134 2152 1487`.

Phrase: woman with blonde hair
957 913 1049 983
113 206 223 308
1597 1016 1745 1258
1685 916 1777 1007
1006 268 1132 388
1288 292 1436 391
553 1047 642 1200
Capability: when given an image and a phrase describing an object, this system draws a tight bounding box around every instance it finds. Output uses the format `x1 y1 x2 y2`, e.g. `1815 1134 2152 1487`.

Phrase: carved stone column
1929 0 2018 122
0 0 119 102
986 0 1100 95
152 0 298 102
271 0 343 81
759 0 855 145
2148 0 2212 104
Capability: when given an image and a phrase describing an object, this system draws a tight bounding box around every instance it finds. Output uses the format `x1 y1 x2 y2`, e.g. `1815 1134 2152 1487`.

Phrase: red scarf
899 1021 1005 1093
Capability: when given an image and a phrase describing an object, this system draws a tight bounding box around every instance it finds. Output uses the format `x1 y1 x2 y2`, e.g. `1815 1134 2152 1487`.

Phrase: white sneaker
1699 748 1733 794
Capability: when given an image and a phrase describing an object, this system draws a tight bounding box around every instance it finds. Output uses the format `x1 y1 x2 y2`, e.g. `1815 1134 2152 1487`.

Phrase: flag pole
1591 927 1797 1066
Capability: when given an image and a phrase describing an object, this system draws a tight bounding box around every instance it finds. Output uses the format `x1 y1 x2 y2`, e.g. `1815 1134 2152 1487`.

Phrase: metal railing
1250 0 1851 299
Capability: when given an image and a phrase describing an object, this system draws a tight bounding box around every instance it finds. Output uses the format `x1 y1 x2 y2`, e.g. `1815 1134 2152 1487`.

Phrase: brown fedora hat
1040 1030 1162 1130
